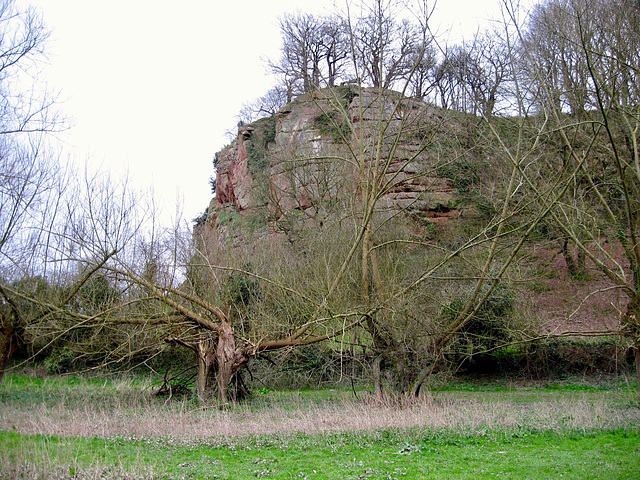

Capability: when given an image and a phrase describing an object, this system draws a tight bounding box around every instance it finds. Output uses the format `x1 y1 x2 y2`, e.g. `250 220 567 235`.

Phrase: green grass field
1 372 639 479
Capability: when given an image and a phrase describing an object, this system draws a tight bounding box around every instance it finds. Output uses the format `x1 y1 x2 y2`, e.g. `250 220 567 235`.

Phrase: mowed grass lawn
1 373 639 479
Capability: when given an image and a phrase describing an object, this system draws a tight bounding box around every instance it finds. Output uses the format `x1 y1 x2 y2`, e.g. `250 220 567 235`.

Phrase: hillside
198 87 623 343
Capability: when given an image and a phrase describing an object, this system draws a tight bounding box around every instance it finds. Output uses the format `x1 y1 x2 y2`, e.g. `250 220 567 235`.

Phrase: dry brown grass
2 374 639 480
1 384 637 440
0 464 154 480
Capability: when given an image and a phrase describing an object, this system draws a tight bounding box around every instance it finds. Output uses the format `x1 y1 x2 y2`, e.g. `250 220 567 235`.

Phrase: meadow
1 372 639 479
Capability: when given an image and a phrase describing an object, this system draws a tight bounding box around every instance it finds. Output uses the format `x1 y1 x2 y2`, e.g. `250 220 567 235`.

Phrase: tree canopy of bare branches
0 0 64 386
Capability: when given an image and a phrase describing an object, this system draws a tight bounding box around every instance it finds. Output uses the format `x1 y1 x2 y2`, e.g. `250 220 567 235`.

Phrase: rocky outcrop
208 87 460 230
215 127 255 211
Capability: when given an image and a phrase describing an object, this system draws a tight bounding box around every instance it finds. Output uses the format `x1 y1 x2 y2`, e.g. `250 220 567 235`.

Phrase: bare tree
0 0 64 386
433 45 473 112
430 30 512 118
270 2 433 95
320 16 351 87
520 0 597 116
237 86 289 125
19 162 362 403
348 0 428 89
405 38 437 100
245 0 555 399
501 0 640 397
270 12 351 95
463 30 512 117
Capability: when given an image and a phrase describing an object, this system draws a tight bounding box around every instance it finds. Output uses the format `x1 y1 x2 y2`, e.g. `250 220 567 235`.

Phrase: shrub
224 270 261 309
443 282 515 357
527 337 632 377
44 347 75 374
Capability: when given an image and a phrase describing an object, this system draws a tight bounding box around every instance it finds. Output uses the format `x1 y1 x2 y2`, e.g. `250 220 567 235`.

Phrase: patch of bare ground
520 243 626 335
1 389 637 440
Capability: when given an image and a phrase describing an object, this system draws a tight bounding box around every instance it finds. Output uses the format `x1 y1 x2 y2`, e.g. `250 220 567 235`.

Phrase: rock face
207 87 460 231
215 127 254 210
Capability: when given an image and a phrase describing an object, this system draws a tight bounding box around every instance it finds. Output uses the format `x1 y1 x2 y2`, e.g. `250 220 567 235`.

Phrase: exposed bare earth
521 244 626 335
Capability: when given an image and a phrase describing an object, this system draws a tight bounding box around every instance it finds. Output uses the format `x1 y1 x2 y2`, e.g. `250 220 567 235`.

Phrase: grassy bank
1 372 639 479
2 429 640 479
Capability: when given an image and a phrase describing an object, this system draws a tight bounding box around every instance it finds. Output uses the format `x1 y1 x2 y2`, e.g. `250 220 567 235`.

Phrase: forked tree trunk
194 321 250 404
216 320 249 404
216 321 236 404
409 358 442 398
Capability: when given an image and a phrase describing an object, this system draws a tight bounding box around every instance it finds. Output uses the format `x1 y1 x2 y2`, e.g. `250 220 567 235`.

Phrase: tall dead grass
0 464 155 480
2 376 638 480
1 382 637 440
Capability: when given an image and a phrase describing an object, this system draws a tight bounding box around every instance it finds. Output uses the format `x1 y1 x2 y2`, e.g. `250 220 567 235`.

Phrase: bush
249 345 365 390
224 270 261 309
443 282 515 357
528 337 632 376
44 347 75 374
456 336 633 378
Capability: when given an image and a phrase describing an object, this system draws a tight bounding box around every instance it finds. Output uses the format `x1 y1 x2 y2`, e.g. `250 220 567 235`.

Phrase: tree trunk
215 320 249 404
0 314 19 388
216 321 235 404
561 238 586 279
635 341 640 404
623 294 640 403
372 353 383 398
409 359 444 398
362 224 399 397
561 239 578 277
196 338 216 402
577 247 586 275
194 325 250 404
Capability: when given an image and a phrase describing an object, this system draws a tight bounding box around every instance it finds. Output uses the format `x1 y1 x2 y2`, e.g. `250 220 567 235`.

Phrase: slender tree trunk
623 294 640 403
0 322 13 387
362 225 395 397
409 371 425 398
577 246 586 274
410 358 440 398
561 238 588 279
372 354 383 397
361 223 372 300
561 238 578 278
362 223 380 396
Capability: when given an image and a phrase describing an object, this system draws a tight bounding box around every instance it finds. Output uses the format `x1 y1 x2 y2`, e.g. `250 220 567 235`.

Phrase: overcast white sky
21 0 519 224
